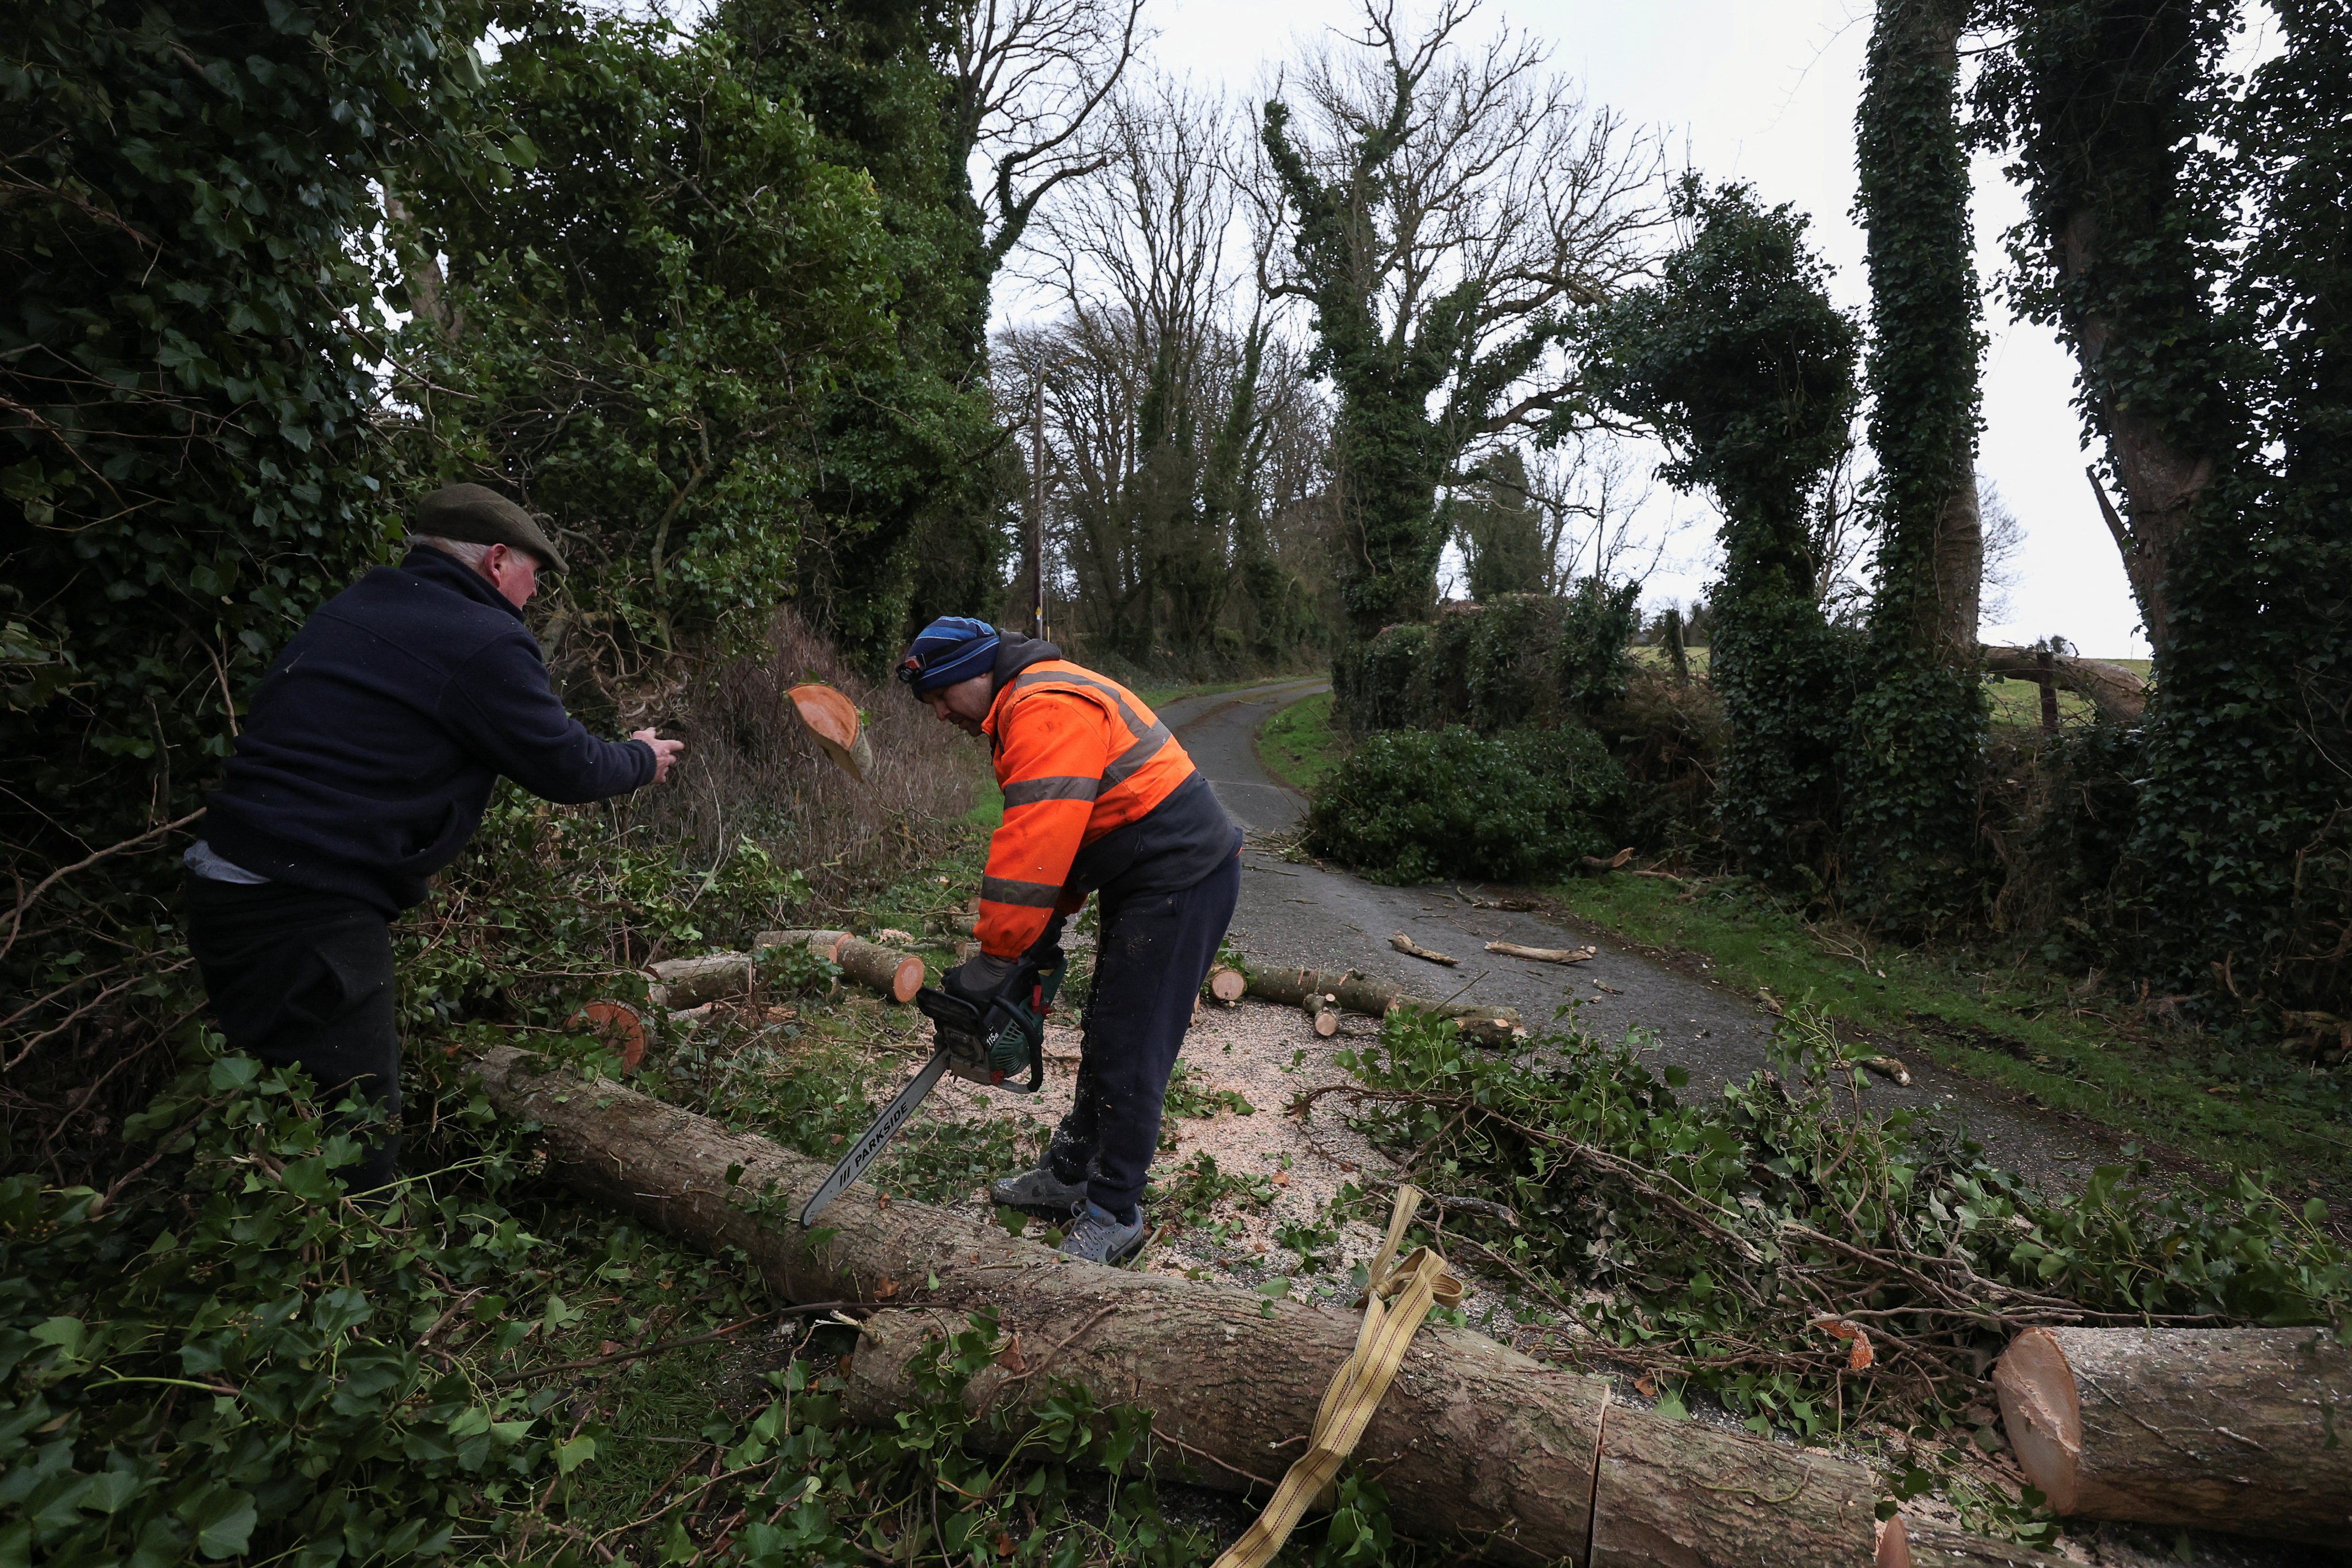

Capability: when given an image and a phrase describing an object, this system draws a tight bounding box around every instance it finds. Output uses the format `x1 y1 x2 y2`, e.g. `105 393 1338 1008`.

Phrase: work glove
945 949 1019 1006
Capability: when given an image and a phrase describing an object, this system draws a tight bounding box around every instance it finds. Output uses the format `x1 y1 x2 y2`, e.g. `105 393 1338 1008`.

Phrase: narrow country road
1155 678 2121 1192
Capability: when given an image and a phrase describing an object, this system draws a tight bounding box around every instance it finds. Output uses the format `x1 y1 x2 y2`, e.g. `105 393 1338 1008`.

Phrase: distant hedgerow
1304 725 1623 885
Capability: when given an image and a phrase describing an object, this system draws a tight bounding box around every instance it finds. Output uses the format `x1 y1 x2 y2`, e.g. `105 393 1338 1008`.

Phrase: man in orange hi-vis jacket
899 616 1242 1263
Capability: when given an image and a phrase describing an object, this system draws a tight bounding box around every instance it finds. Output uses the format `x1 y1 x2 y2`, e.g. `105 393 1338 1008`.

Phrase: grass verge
1256 690 1342 792
1546 872 2351 1200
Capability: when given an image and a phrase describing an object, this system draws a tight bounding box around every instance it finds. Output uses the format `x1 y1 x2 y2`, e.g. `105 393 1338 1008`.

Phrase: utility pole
1029 370 1048 642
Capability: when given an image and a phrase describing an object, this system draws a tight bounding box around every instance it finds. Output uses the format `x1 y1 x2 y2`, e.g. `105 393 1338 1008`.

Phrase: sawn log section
472 1046 2043 1566
1993 1326 2351 1544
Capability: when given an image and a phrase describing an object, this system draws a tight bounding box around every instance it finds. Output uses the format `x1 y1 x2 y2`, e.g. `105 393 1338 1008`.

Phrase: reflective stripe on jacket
975 660 1213 957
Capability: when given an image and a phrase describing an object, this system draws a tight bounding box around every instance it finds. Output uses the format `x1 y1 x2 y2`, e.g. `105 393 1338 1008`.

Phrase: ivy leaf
176 1483 257 1558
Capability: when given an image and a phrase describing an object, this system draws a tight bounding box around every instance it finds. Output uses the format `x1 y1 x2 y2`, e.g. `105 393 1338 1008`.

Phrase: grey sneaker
990 1161 1088 1215
1058 1201 1147 1265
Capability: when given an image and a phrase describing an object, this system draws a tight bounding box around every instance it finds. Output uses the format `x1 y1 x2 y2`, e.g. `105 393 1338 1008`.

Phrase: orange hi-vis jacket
975 660 1230 959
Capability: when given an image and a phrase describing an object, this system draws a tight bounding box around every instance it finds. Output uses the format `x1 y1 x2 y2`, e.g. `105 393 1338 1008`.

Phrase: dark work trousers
183 875 402 1194
1045 850 1241 1216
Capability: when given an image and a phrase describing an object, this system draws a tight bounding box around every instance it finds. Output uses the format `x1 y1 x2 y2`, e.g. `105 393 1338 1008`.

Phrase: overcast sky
1046 0 2153 656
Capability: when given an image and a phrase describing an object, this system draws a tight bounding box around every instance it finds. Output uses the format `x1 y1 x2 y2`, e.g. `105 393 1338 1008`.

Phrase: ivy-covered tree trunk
1586 181 1863 884
1848 0 1988 928
1978 0 2347 1029
1261 106 1450 647
2240 2 2352 1032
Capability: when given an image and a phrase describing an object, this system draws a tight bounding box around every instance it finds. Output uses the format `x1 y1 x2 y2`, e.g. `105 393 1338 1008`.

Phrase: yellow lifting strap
1211 1185 1463 1568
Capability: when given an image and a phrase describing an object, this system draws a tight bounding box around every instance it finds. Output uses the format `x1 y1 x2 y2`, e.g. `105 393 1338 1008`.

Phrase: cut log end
1207 967 1248 1004
1302 996 1341 1038
835 937 925 1003
1991 1328 2082 1515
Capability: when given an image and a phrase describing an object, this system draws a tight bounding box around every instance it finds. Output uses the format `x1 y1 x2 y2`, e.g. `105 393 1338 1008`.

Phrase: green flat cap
412 482 568 573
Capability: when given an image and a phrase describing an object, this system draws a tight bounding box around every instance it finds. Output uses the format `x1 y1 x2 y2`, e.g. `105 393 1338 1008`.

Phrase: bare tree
948 0 1151 265
999 78 1334 672
1976 474 2026 627
1519 437 1673 593
1253 0 1667 638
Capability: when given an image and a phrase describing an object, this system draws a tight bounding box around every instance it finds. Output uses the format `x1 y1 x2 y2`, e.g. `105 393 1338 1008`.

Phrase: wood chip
1390 933 1459 965
1484 941 1596 965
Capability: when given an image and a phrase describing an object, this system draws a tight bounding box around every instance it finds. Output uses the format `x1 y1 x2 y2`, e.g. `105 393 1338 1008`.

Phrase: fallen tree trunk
1242 965 1521 1044
1992 1325 2351 1544
1206 965 1249 1003
1980 647 2147 725
472 1046 1941 1565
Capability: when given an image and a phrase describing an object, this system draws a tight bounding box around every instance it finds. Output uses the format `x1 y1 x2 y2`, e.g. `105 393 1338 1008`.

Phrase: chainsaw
796 949 1064 1226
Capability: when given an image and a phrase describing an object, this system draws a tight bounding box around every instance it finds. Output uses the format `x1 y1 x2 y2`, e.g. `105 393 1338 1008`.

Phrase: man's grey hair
409 535 493 567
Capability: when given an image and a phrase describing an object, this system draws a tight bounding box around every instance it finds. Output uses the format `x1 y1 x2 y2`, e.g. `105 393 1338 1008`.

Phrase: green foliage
1304 727 1622 885
1554 577 1642 717
1586 179 1863 883
1343 1007 2349 1445
1339 586 1635 739
0 0 482 846
1453 449 1547 601
390 5 898 679
1847 0 1988 930
0 1055 621 1567
721 0 1010 662
1163 1061 1255 1122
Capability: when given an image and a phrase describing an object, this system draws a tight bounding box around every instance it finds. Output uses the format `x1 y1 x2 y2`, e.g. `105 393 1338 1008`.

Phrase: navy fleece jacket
202 547 656 913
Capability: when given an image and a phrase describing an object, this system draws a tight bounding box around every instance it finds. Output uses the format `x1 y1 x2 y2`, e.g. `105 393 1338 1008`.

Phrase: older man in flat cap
183 483 683 1196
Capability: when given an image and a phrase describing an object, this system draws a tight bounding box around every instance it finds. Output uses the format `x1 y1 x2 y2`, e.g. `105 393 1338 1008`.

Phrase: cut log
835 937 925 1003
648 952 753 1009
1578 848 1636 875
756 928 853 962
1206 965 1249 1004
1852 1055 1911 1087
1389 932 1458 965
1241 966 1521 1041
472 1046 1948 1565
1303 994 1341 1037
1992 1325 2351 1544
1876 1520 2072 1568
1590 1399 1876 1566
1981 646 2147 725
1485 941 1596 965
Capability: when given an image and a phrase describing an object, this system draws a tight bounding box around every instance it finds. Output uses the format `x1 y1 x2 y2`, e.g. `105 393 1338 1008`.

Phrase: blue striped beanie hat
896 616 1001 696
